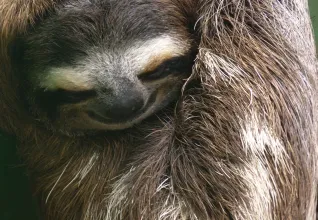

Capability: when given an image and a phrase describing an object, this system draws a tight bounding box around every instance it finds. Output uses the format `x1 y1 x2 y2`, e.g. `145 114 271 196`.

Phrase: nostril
36 89 97 106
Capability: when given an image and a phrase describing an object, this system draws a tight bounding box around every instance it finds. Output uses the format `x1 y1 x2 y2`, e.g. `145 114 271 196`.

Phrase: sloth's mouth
85 109 152 130
84 92 158 130
87 110 139 124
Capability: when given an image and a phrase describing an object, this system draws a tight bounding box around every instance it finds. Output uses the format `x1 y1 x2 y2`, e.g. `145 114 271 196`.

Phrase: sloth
13 0 196 134
0 0 317 220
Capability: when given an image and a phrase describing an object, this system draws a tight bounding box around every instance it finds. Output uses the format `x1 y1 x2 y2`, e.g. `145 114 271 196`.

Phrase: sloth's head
14 0 196 134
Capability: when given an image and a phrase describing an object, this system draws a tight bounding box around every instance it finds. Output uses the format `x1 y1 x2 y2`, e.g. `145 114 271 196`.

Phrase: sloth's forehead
48 0 185 42
23 0 191 73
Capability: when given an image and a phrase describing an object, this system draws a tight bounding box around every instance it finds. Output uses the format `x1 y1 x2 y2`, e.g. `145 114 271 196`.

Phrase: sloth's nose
91 90 144 121
88 79 145 122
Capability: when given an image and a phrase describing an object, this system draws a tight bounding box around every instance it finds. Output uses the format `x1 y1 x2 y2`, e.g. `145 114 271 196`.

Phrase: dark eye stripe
36 89 97 106
138 56 193 81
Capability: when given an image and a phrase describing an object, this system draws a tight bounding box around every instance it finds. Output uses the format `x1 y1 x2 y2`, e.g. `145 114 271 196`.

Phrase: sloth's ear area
0 0 57 38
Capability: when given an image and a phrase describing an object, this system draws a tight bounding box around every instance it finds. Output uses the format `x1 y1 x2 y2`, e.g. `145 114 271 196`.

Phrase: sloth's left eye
138 56 191 81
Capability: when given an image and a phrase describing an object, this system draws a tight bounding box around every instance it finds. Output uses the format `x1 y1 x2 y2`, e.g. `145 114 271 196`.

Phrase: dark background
1 1 318 219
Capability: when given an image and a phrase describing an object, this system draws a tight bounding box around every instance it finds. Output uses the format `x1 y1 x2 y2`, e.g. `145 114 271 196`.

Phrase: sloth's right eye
36 89 97 106
138 56 191 81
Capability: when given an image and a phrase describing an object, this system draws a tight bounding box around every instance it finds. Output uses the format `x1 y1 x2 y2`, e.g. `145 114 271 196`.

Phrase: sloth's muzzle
87 88 144 123
36 78 146 127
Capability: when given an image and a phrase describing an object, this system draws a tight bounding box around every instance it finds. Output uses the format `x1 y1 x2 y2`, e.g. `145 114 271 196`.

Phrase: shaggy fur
1 0 318 219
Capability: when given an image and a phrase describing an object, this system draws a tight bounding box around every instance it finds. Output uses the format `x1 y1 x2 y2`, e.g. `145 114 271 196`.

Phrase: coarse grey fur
0 0 317 219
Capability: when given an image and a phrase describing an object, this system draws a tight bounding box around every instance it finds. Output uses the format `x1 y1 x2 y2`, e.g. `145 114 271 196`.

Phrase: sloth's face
15 0 195 133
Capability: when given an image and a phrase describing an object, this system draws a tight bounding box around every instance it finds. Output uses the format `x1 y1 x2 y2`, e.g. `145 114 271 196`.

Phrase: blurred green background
1 1 317 220
311 0 318 45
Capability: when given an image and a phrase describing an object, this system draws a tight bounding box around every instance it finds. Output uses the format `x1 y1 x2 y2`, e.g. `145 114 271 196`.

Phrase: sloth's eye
138 56 191 81
36 89 97 105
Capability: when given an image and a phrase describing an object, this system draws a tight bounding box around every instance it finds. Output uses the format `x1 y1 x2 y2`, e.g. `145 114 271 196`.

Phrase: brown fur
1 0 318 219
